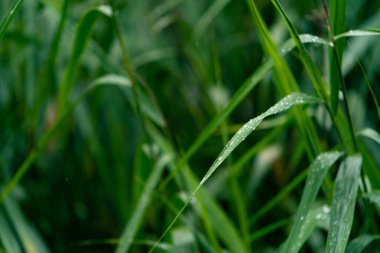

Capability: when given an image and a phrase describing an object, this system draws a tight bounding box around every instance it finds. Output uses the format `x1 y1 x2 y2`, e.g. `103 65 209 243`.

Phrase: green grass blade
270 0 329 101
3 199 50 253
326 155 362 253
194 0 231 40
249 218 289 243
149 92 321 252
58 5 112 115
281 205 331 252
282 152 343 253
328 0 347 115
335 29 380 40
363 191 380 207
346 234 380 253
115 154 172 253
357 128 380 145
0 0 23 41
249 168 308 226
168 33 329 174
248 0 322 158
0 75 132 204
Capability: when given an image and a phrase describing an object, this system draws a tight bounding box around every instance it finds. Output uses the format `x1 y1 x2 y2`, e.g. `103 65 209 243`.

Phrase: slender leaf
58 5 112 114
0 0 23 41
282 152 343 253
194 0 231 40
149 92 321 252
115 154 172 253
346 234 380 253
328 0 347 115
326 155 362 253
363 191 380 208
357 128 380 146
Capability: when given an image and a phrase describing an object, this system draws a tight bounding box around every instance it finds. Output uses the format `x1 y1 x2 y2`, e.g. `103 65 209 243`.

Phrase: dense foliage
1 0 380 252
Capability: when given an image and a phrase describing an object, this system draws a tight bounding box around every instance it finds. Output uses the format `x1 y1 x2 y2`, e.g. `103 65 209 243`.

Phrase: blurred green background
1 0 380 252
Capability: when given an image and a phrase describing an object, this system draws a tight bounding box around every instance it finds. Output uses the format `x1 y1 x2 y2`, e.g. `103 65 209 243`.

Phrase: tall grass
0 0 380 252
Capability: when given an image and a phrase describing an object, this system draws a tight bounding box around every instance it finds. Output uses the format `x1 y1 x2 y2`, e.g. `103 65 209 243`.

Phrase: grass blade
327 0 347 115
357 128 380 146
0 0 23 41
248 0 322 159
115 154 172 253
58 5 112 114
0 75 132 204
326 155 362 253
149 92 321 252
346 234 380 253
194 0 231 40
282 152 343 253
335 29 380 40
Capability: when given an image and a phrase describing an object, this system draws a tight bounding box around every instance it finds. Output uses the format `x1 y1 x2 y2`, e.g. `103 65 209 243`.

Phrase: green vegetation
1 0 380 252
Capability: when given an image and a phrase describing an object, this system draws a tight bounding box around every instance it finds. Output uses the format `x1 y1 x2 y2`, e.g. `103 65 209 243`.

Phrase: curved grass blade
357 128 380 146
159 33 330 191
282 152 343 253
0 0 23 41
0 75 132 204
194 0 231 40
146 124 246 253
346 234 380 253
326 155 362 253
115 154 172 253
363 191 380 207
149 92 321 252
58 5 112 115
248 0 322 159
335 29 380 40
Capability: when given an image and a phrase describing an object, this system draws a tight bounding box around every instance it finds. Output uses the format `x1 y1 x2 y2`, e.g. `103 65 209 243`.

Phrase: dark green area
0 0 380 252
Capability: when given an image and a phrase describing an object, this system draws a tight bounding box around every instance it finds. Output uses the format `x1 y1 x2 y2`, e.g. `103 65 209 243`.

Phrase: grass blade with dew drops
248 0 322 159
326 155 362 253
58 5 112 115
193 0 231 40
115 154 172 253
345 234 380 253
281 152 343 253
0 0 23 41
149 92 321 252
160 33 331 190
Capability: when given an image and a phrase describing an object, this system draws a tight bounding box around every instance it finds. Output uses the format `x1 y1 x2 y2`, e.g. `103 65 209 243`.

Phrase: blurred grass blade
357 128 380 145
363 191 380 207
346 234 380 253
328 0 347 115
194 0 231 40
115 154 172 253
335 29 380 40
3 199 50 253
326 155 362 253
0 75 132 204
150 92 321 252
249 168 308 226
282 152 343 253
281 205 331 252
270 0 329 101
0 0 22 40
58 5 112 115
